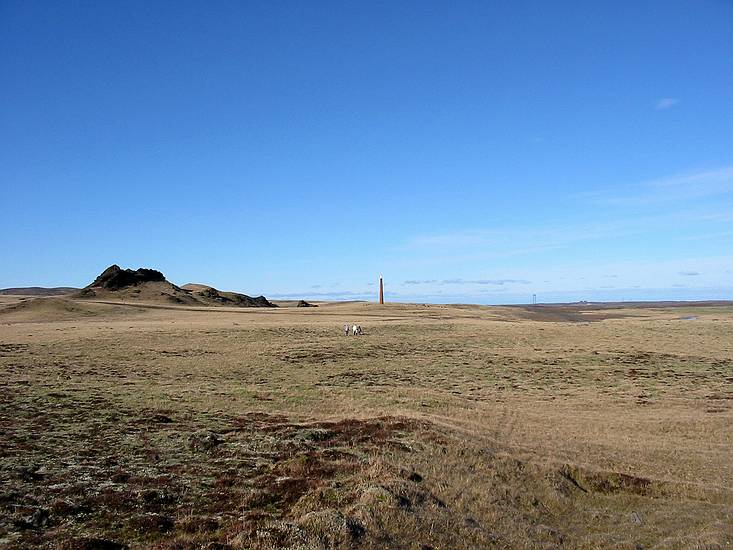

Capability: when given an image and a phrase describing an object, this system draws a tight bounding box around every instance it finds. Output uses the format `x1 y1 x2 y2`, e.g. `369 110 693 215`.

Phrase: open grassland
0 298 731 548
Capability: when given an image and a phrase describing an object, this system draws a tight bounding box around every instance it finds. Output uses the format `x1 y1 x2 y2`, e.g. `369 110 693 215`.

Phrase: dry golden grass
0 297 731 548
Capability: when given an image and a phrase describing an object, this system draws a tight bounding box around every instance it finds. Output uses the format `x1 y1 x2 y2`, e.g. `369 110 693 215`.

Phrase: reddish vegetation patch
0 394 421 548
584 472 653 495
317 417 421 446
561 464 656 497
236 412 424 447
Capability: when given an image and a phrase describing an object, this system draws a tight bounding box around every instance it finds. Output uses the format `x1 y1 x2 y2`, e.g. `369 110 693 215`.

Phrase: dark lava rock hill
185 284 275 308
75 265 275 308
87 265 166 290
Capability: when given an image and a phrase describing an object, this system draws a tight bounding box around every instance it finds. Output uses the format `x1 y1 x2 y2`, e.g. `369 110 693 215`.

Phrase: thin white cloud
441 278 531 286
655 97 678 110
268 290 374 299
646 166 733 189
402 216 665 259
678 271 700 276
582 166 733 207
404 278 530 286
684 230 733 241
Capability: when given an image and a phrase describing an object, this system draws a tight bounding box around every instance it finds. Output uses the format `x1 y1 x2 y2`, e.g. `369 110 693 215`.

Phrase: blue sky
1 1 732 304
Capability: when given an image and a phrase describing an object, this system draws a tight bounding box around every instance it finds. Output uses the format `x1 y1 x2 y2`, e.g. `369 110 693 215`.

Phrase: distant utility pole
379 275 384 305
532 293 537 305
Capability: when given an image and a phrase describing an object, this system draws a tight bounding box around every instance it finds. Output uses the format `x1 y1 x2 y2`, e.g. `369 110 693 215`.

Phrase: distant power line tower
379 275 384 304
532 293 537 305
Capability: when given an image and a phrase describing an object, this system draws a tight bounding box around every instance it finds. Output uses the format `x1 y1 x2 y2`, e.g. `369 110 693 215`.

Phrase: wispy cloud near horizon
406 278 530 286
265 256 733 304
655 97 678 110
401 216 671 260
268 290 374 299
580 165 733 207
443 278 530 285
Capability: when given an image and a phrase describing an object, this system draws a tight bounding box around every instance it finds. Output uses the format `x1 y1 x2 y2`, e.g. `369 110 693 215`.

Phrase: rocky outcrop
76 267 276 308
87 265 165 290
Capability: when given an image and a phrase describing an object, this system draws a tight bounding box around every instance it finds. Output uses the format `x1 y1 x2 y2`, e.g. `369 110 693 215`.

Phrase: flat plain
1 296 731 549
